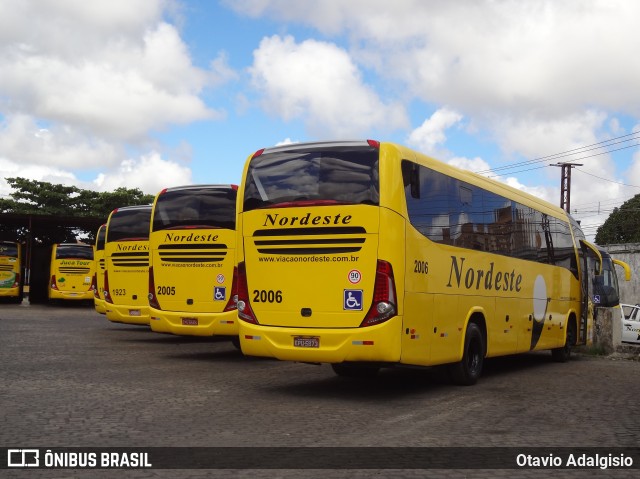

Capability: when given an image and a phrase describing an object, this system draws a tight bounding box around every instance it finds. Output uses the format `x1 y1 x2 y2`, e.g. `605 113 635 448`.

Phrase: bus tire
230 336 241 350
331 363 379 378
552 321 576 363
448 322 484 386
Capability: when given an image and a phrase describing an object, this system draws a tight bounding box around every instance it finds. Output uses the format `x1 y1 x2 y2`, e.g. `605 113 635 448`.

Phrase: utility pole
550 162 583 212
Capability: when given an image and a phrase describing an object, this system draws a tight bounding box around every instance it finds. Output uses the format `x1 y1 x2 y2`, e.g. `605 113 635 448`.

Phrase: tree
0 177 155 243
595 193 640 245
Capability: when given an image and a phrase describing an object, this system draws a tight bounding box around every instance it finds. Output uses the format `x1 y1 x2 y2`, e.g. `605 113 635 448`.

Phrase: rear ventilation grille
253 227 366 255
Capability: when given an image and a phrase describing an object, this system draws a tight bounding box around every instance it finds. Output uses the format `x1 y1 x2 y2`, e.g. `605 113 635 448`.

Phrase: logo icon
7 449 39 467
214 286 226 301
343 289 363 311
216 274 225 284
348 269 361 284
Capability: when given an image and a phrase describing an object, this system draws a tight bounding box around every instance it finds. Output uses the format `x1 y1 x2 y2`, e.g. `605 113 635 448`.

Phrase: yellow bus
92 224 107 314
236 140 621 384
49 243 95 301
0 241 24 303
148 185 239 338
103 205 152 325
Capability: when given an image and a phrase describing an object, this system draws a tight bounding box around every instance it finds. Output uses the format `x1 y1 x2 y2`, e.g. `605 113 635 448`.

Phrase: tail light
91 273 99 298
103 270 113 304
360 260 397 327
50 275 58 290
12 273 20 289
236 262 258 323
223 266 238 312
148 266 160 310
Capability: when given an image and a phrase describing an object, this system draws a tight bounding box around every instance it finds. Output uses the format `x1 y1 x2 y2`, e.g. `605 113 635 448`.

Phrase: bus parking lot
1 301 640 478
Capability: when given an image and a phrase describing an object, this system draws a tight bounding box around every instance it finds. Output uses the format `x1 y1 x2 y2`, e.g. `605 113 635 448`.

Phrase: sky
1 0 640 240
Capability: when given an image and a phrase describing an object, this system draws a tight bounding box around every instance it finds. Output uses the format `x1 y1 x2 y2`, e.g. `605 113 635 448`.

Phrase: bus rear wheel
448 322 484 386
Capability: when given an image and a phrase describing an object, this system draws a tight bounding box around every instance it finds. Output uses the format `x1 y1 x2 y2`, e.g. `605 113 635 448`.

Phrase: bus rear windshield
0 243 18 257
152 187 237 232
56 245 94 260
243 146 380 212
107 209 151 242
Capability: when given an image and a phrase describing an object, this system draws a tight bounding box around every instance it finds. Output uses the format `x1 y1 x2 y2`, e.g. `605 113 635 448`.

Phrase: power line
574 168 640 189
473 131 640 176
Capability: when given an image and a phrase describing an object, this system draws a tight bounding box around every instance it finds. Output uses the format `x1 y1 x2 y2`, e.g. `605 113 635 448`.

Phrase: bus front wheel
552 321 576 363
448 322 484 386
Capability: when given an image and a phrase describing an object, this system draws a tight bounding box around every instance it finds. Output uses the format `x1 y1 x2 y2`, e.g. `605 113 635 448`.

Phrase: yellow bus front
237 140 404 363
0 241 23 302
148 185 239 337
49 243 95 301
103 206 152 325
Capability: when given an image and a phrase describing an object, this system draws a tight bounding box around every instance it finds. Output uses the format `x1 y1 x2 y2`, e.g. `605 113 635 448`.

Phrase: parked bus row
12 140 631 385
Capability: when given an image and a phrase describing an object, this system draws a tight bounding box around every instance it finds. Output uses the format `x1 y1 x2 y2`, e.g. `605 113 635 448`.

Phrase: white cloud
408 107 462 156
249 35 407 138
0 114 122 169
93 151 191 195
0 0 237 195
0 157 78 197
232 1 640 117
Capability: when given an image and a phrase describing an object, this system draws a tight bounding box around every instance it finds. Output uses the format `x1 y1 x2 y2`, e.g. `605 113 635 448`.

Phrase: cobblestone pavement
1 301 639 479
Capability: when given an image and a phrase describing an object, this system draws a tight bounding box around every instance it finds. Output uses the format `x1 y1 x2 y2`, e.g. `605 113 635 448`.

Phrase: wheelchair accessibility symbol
343 289 363 311
214 286 226 301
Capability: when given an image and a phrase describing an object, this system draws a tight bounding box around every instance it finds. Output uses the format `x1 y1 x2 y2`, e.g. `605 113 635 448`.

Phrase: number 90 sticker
348 269 361 284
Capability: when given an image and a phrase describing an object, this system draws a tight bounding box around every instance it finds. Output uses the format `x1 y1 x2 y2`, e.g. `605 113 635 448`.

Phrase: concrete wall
603 243 640 305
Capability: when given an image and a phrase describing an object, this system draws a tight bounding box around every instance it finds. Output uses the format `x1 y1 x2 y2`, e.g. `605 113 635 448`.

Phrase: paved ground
1 300 639 479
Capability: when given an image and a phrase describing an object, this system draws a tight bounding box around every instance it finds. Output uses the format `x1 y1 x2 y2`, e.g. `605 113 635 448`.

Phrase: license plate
182 317 198 326
129 309 141 316
293 336 320 348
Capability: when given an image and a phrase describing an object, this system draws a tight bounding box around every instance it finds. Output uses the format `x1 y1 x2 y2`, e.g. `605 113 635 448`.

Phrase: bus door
579 240 602 344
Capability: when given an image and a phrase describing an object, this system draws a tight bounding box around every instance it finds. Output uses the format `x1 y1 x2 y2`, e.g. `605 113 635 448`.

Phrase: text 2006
252 289 283 303
414 260 429 274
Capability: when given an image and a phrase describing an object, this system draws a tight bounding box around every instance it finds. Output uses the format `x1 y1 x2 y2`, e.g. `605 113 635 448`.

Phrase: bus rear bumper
49 289 94 301
105 304 150 325
239 316 402 363
0 287 21 298
149 308 238 337
94 298 106 314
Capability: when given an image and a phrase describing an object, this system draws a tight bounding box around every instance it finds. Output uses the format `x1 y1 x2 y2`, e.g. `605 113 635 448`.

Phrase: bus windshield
55 244 94 260
152 187 237 232
107 208 151 242
243 146 380 212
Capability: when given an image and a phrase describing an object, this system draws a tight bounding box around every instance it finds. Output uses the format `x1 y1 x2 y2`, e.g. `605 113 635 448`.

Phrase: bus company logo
216 274 225 284
343 289 363 310
348 269 361 284
163 232 219 243
8 449 39 467
116 244 149 252
262 212 353 227
61 260 90 266
446 256 523 293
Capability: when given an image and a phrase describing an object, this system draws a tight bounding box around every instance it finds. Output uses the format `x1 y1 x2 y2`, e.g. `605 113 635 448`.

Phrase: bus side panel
489 297 519 356
399 292 433 366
